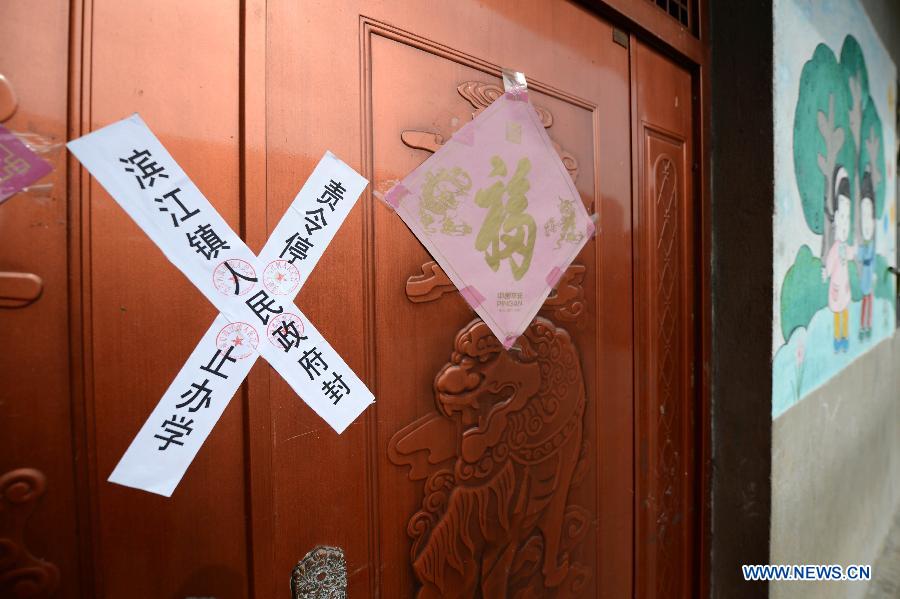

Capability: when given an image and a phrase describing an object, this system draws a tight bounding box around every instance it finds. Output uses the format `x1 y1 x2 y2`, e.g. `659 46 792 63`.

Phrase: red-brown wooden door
260 2 634 597
633 38 698 599
0 1 702 597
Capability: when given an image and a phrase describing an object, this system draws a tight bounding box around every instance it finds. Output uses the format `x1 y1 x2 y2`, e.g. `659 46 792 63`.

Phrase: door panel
633 39 697 599
83 2 249 597
266 2 634 596
371 35 602 597
0 2 77 597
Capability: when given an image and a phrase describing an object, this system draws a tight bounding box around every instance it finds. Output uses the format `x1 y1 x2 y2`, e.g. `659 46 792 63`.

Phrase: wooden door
632 39 698 599
0 2 81 597
2 2 253 598
260 2 634 597
0 1 703 598
83 3 251 598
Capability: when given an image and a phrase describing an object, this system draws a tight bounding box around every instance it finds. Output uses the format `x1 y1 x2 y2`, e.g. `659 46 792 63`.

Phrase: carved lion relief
388 318 592 598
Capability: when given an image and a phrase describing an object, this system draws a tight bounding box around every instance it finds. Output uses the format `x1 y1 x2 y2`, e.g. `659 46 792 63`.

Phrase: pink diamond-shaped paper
0 124 52 204
386 90 593 349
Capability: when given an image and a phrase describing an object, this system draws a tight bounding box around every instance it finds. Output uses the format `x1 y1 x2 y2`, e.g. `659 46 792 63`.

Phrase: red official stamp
213 259 258 297
263 259 301 296
266 312 306 351
216 321 259 359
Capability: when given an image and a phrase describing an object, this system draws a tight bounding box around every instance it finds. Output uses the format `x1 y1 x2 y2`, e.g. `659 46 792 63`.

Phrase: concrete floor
867 507 900 598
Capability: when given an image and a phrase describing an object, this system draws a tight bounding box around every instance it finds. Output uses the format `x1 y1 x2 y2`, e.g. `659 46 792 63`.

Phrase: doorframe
707 2 774 598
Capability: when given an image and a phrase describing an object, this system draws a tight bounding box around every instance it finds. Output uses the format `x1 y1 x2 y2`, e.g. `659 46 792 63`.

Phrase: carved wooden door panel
0 1 74 596
2 2 258 597
633 40 697 599
263 2 635 597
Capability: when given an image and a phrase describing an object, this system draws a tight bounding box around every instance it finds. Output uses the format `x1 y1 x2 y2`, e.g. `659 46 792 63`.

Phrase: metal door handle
0 271 43 308
290 546 347 598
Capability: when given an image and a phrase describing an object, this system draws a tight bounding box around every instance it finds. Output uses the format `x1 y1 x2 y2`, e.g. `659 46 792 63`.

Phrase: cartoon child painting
822 166 855 352
777 34 892 409
857 169 876 338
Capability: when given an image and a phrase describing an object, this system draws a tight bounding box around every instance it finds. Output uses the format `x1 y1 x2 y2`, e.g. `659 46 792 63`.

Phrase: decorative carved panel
401 80 579 183
405 261 457 304
653 152 679 595
406 260 587 323
636 126 693 599
541 264 587 322
389 317 592 597
0 468 60 598
364 18 609 597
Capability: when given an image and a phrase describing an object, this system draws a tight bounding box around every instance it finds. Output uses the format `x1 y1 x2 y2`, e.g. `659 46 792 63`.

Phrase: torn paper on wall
0 124 52 204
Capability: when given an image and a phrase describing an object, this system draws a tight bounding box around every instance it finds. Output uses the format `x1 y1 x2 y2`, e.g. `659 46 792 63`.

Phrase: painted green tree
793 42 856 254
780 245 828 341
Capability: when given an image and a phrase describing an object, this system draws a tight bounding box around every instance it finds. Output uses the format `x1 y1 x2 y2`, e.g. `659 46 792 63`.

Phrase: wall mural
773 0 897 418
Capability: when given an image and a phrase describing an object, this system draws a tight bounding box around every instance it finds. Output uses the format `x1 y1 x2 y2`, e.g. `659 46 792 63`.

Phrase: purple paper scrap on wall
0 124 52 204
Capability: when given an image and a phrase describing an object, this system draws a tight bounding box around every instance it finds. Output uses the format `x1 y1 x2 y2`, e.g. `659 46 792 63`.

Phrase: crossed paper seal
69 115 374 496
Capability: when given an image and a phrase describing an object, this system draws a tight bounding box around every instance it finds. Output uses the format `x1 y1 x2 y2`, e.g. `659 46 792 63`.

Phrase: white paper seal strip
68 115 373 496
